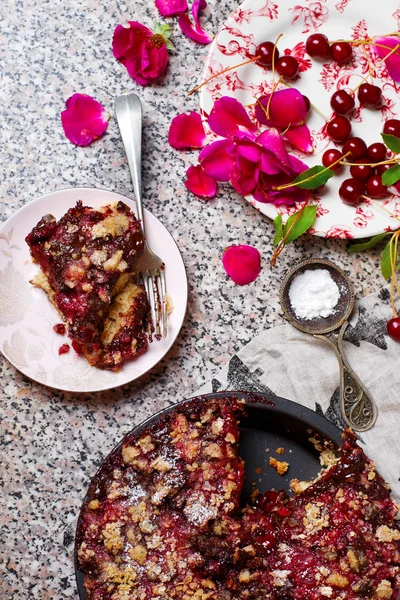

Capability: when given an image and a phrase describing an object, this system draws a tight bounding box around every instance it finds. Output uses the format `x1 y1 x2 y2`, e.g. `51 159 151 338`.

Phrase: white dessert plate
200 0 400 239
0 188 188 392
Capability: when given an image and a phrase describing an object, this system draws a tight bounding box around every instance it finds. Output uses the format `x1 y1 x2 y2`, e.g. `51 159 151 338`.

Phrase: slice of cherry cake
26 201 150 370
76 398 400 600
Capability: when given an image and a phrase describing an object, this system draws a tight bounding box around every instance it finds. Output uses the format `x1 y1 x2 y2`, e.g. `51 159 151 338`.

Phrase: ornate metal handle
315 322 377 432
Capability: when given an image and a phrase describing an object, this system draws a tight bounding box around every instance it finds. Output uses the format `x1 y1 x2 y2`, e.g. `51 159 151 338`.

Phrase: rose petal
199 139 235 181
257 128 292 171
178 13 212 45
184 164 218 198
255 89 307 129
230 164 258 196
208 96 257 138
155 0 188 17
222 245 261 285
112 21 169 86
61 94 109 146
192 0 207 28
168 111 207 149
372 36 400 82
283 124 313 153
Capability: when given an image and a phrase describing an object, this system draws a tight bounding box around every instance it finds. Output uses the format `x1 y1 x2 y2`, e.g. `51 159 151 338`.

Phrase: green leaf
381 240 394 280
348 232 391 253
291 166 334 190
153 23 176 50
273 214 283 247
283 205 317 244
382 164 400 186
381 133 400 154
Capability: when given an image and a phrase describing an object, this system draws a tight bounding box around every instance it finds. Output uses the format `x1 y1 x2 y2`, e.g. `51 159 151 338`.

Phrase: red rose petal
222 245 261 285
199 139 235 181
155 0 188 17
61 94 110 147
255 88 307 129
184 164 218 198
168 111 207 149
177 13 213 45
373 36 400 82
208 96 257 138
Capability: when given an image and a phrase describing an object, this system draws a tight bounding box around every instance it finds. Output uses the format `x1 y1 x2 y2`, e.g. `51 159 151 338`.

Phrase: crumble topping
77 397 400 600
269 456 289 475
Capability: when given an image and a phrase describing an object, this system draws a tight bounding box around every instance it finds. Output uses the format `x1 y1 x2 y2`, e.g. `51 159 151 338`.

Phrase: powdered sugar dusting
289 269 340 320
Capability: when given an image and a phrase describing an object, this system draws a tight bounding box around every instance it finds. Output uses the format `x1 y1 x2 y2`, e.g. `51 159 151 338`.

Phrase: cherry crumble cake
26 201 150 370
76 397 400 600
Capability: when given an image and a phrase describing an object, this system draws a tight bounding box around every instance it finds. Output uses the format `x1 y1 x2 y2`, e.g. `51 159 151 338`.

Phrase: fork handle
115 93 146 237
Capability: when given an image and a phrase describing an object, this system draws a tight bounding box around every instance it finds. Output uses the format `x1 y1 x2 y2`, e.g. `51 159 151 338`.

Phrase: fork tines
138 266 167 341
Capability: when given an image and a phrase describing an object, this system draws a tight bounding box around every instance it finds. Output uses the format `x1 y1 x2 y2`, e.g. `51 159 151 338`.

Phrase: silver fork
115 92 168 340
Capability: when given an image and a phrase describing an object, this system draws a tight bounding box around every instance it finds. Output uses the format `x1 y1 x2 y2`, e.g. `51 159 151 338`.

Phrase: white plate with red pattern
200 0 400 239
0 188 188 392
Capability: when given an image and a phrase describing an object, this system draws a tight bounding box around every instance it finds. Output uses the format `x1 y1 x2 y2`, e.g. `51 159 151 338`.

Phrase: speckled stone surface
0 1 389 599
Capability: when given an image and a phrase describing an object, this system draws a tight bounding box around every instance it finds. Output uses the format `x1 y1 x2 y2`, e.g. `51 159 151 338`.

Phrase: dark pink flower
178 0 212 45
168 111 207 149
199 110 308 205
112 21 170 86
155 0 187 17
208 96 257 137
255 88 312 153
222 245 261 285
61 94 110 146
372 36 400 82
184 165 217 198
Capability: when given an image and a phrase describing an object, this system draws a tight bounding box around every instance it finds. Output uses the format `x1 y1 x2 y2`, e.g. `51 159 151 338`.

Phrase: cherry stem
342 158 400 167
187 55 261 96
271 33 283 84
350 42 400 95
270 192 312 267
389 232 400 318
273 152 351 191
362 195 400 224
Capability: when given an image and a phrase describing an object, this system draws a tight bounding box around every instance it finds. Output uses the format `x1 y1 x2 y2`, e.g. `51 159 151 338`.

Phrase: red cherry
306 33 330 58
383 119 400 138
326 115 352 143
365 175 389 198
339 178 365 205
357 83 382 107
342 136 368 159
58 343 70 355
276 55 299 79
303 95 311 112
255 41 280 67
376 163 391 176
367 142 387 162
330 90 355 115
322 148 343 170
350 161 374 181
330 41 353 64
387 317 400 341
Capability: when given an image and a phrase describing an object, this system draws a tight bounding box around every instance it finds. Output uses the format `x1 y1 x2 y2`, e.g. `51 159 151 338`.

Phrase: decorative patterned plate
200 0 400 239
0 188 188 392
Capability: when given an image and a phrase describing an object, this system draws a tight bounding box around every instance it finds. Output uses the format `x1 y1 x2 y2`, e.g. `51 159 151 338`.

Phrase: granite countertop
0 1 386 598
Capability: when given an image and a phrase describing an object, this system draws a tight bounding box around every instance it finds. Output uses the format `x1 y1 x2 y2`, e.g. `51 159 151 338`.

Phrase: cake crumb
276 447 285 455
255 467 262 474
269 457 289 475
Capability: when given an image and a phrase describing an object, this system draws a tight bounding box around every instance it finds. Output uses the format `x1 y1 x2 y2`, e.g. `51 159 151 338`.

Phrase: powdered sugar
289 269 340 320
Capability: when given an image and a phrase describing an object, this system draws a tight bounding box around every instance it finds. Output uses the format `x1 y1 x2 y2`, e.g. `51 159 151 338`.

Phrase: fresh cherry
255 41 280 67
383 119 400 138
357 83 382 107
365 175 389 198
343 136 368 159
330 90 355 115
305 33 330 58
330 41 353 64
387 317 400 341
339 178 365 205
322 148 343 170
303 95 311 112
350 161 374 181
276 55 299 79
326 115 352 142
376 163 391 175
367 142 387 162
